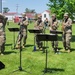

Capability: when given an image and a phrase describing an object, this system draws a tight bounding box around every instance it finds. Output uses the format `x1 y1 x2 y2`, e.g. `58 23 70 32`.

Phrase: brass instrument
34 23 44 30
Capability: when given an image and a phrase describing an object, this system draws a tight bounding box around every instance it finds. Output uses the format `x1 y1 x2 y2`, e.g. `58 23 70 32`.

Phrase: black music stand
50 30 63 34
12 34 31 74
8 28 19 49
42 27 46 53
28 29 42 51
37 34 57 73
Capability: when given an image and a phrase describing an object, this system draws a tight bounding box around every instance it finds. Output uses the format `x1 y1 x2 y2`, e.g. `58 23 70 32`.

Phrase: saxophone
61 22 65 31
61 18 68 32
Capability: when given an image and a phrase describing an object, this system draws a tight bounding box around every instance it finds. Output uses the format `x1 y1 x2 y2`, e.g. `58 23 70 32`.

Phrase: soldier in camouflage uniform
62 13 72 53
34 16 44 50
0 13 7 55
16 13 29 48
49 14 59 53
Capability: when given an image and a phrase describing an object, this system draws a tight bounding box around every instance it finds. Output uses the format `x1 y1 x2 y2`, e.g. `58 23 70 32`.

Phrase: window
44 14 46 18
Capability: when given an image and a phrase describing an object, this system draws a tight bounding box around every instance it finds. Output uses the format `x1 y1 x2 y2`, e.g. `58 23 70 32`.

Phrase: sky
2 0 49 13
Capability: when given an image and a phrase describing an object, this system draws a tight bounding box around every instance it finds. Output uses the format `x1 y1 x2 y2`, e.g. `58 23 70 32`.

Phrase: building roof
42 10 50 14
3 12 17 15
45 10 50 13
25 12 35 19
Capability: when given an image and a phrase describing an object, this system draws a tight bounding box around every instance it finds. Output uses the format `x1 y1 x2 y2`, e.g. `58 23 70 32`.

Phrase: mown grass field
0 21 75 75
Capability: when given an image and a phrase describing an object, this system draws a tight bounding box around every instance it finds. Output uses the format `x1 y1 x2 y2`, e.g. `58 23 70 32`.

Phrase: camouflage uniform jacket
49 19 58 31
20 18 29 32
34 20 44 30
0 23 5 46
0 22 5 32
63 18 72 33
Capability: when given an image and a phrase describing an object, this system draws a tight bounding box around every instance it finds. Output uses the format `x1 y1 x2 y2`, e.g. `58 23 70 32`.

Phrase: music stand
12 34 31 74
37 34 57 73
50 30 63 34
28 29 42 51
8 28 19 49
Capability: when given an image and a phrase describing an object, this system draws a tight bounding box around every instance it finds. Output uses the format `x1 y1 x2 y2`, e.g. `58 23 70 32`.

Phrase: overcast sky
2 0 49 13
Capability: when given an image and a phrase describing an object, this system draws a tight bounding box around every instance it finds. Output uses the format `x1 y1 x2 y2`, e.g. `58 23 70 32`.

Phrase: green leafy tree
25 8 30 13
25 8 36 13
47 0 75 20
31 9 36 13
3 7 10 13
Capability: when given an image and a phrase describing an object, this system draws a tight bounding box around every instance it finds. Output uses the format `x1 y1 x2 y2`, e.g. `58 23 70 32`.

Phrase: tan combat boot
67 49 70 53
16 44 20 49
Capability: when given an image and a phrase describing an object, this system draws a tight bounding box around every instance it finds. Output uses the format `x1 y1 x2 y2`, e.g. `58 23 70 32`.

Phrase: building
3 10 51 22
41 10 50 22
25 12 35 20
3 12 18 20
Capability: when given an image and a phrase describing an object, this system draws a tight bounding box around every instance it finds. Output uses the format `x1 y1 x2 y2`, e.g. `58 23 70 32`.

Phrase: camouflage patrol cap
64 13 69 16
22 13 26 17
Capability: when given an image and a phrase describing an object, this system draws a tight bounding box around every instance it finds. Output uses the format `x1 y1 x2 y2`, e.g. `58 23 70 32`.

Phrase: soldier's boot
22 44 25 48
16 44 20 49
67 49 70 53
63 42 67 50
67 47 70 53
22 41 26 49
36 47 39 50
1 50 4 55
54 47 60 54
39 47 42 50
39 42 43 51
0 47 4 55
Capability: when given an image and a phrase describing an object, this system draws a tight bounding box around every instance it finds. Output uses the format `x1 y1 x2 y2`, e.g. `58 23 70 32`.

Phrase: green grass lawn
0 21 75 75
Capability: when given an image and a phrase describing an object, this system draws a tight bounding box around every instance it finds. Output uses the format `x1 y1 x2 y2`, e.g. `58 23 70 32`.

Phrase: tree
3 7 10 13
25 8 30 13
47 0 75 20
31 9 36 13
25 8 36 13
65 0 75 19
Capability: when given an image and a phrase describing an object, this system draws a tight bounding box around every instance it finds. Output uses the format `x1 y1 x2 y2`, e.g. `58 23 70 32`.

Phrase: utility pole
16 4 19 15
0 0 2 13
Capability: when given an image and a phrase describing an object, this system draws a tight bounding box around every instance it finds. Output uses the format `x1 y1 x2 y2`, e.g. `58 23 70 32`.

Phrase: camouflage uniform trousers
51 34 58 53
0 34 5 54
51 41 58 52
17 31 27 46
62 32 72 50
35 33 43 49
52 41 58 48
